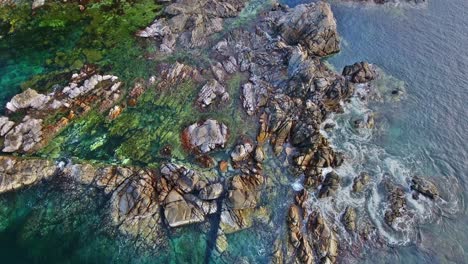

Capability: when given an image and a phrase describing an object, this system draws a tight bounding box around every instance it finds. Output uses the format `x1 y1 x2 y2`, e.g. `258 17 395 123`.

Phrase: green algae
0 0 162 105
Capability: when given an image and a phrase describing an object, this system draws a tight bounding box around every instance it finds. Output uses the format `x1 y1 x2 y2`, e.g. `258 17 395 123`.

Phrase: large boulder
277 2 340 56
182 119 228 153
6 88 50 112
342 61 376 83
0 156 57 194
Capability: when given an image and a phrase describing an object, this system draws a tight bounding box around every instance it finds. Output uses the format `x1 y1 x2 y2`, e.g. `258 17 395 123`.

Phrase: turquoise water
1 0 467 263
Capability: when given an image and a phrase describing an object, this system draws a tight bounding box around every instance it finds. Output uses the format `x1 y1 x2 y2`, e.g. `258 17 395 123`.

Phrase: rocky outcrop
159 163 219 227
343 61 376 83
319 171 341 198
230 140 254 163
342 206 357 232
307 211 339 264
384 183 408 227
182 119 228 153
0 65 121 153
136 0 248 52
0 156 57 194
410 176 439 199
352 172 371 193
277 2 340 56
197 79 229 108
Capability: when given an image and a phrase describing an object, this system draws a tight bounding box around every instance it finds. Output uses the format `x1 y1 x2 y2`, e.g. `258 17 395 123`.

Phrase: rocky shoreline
0 0 439 263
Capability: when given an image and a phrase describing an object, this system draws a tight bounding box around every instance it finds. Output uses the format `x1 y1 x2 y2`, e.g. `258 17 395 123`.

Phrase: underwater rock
343 61 376 83
411 176 439 199
182 119 228 153
197 79 230 108
0 65 122 153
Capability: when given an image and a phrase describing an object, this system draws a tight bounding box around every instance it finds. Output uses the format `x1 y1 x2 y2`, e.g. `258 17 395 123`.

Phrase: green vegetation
0 0 162 97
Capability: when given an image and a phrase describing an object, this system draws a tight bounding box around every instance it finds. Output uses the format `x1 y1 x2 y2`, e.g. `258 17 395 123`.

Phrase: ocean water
320 0 467 262
0 0 467 263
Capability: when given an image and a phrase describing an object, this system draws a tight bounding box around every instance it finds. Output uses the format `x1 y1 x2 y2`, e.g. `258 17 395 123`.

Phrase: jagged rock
231 141 254 162
307 211 339 264
2 116 43 153
164 190 205 227
199 183 224 200
137 0 248 50
182 119 228 153
0 156 57 194
160 163 200 193
411 176 439 199
384 183 408 227
319 171 341 198
226 174 263 209
342 206 357 232
254 146 265 163
278 2 340 56
0 116 14 136
241 78 269 116
353 172 371 193
6 88 50 112
211 62 226 82
343 61 376 83
197 79 229 108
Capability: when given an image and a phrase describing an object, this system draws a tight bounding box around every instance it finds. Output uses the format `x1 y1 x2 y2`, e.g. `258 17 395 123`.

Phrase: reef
0 0 440 263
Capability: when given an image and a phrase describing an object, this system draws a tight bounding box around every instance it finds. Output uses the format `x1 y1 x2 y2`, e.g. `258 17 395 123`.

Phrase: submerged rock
6 88 50 112
411 176 439 199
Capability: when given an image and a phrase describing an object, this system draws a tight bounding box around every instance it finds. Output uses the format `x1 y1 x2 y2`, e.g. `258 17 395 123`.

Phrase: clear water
1 0 467 263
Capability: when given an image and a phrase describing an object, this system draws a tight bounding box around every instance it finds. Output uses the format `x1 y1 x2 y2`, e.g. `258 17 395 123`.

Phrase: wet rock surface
182 119 228 153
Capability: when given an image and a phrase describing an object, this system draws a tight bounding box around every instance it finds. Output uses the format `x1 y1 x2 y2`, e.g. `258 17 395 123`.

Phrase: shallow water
0 0 467 263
